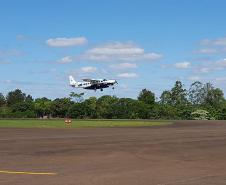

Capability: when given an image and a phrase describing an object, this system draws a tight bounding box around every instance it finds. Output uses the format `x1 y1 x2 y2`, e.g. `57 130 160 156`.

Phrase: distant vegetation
0 81 226 120
0 120 171 128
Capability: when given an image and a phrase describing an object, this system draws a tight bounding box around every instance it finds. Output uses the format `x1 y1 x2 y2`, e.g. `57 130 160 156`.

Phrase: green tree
189 82 225 108
50 98 73 118
25 95 33 103
132 100 151 119
114 98 138 119
157 104 178 119
11 102 33 112
6 89 26 106
138 89 155 104
159 90 172 105
0 93 6 107
34 98 52 118
69 92 84 103
171 81 187 105
188 81 204 105
203 83 224 107
83 97 97 118
96 96 118 118
68 103 82 118
218 100 226 120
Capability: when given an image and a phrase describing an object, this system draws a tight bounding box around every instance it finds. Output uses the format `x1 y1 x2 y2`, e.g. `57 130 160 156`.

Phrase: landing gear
100 88 103 92
112 87 115 90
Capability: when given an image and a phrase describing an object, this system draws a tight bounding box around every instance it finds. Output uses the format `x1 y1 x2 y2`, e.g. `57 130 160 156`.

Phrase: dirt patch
0 121 226 185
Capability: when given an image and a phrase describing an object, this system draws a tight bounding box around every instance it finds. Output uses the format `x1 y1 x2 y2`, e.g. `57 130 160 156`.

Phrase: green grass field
0 119 172 128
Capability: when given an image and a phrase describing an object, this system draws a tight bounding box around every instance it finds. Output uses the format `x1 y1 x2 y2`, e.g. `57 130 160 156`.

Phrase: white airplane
69 76 118 91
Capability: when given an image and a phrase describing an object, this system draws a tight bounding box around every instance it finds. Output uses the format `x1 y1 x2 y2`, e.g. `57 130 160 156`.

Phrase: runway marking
0 170 57 175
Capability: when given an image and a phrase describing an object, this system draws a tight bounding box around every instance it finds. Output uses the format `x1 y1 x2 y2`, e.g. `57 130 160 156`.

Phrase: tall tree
159 90 172 105
69 92 84 103
25 95 33 103
83 97 97 118
114 98 137 119
189 82 225 107
96 96 118 118
0 93 5 107
171 81 187 105
188 81 204 105
50 98 73 118
34 97 52 118
138 89 155 104
6 89 26 106
203 83 225 107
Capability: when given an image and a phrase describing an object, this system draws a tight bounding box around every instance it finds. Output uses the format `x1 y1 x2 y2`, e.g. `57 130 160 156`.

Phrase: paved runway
0 121 226 185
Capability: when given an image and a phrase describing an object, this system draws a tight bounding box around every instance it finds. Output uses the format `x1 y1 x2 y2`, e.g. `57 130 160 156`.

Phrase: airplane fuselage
84 83 112 90
69 76 117 91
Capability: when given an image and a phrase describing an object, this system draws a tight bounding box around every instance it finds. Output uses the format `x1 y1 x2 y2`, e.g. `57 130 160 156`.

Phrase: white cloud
199 67 210 73
81 66 97 73
16 34 28 41
80 42 162 62
215 58 226 69
110 62 137 69
200 37 226 46
57 56 73 64
117 73 138 78
215 76 226 82
174 62 191 69
188 76 200 81
196 48 218 54
46 37 87 47
198 36 226 55
3 80 12 84
194 58 226 74
0 49 22 57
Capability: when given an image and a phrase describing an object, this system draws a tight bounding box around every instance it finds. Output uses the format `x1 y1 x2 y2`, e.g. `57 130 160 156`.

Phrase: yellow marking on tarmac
0 170 57 175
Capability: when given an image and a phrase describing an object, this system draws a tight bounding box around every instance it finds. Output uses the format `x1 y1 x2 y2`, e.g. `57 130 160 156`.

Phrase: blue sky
1 0 226 99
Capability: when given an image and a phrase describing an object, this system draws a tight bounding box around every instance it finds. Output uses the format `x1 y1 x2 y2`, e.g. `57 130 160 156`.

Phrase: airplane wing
82 79 92 82
82 79 100 84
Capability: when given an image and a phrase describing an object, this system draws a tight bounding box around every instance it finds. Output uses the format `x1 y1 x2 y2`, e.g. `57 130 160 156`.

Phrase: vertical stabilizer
69 76 77 86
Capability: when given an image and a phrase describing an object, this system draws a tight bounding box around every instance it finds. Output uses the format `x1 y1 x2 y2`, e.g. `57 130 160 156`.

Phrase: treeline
0 81 226 120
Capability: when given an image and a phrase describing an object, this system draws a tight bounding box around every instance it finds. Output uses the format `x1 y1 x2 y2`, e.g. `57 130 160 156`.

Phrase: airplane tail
69 76 77 86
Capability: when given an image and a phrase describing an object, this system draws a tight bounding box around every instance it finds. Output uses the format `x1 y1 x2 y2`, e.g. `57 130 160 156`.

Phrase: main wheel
101 89 103 91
